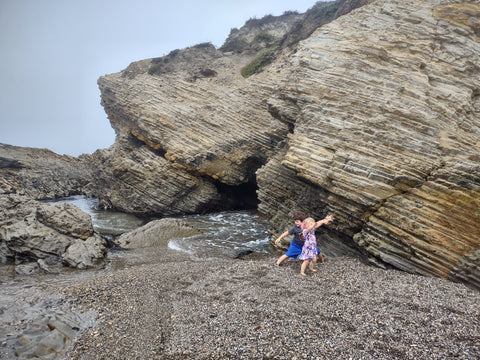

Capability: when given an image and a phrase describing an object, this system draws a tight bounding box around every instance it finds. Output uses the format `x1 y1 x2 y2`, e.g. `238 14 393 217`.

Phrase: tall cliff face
91 0 479 287
92 0 370 215
257 0 480 287
92 13 309 215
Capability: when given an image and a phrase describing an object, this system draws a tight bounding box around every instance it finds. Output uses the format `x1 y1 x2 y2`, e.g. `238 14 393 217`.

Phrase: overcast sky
0 0 321 156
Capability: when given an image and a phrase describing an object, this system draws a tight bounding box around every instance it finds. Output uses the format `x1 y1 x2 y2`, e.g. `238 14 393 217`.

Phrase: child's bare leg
276 254 289 266
300 260 309 276
318 252 324 263
309 256 317 272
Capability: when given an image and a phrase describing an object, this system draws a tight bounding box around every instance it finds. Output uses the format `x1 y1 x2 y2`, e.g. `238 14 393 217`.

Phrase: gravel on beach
60 254 480 360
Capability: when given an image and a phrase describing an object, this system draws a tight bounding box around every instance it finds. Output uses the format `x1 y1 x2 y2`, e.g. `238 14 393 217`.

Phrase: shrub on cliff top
241 32 279 78
241 47 277 78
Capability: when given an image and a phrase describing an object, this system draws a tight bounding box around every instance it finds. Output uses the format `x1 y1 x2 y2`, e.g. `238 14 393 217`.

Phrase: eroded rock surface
258 0 480 287
0 193 107 272
0 144 93 200
116 218 203 249
1 0 478 289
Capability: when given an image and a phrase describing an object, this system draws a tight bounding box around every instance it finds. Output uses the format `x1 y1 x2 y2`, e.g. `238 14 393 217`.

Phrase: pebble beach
60 253 480 360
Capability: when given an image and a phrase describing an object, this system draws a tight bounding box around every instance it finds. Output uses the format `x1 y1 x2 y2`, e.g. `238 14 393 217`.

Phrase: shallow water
46 195 146 235
171 210 274 259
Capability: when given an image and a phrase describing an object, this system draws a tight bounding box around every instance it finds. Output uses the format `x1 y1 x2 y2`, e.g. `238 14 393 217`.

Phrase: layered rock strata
85 0 480 287
92 18 302 215
258 0 480 287
0 144 93 200
91 0 370 216
1 0 479 289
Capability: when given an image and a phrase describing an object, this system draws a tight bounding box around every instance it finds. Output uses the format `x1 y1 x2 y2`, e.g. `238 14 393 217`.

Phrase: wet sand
60 253 479 359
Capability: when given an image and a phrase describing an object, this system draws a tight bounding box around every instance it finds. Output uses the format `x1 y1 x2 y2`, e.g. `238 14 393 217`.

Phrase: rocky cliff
0 145 107 271
91 0 479 288
257 0 480 287
1 0 479 288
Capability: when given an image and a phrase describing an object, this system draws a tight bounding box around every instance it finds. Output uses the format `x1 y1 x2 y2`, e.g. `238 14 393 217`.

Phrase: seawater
47 195 145 235
48 195 274 259
171 210 273 259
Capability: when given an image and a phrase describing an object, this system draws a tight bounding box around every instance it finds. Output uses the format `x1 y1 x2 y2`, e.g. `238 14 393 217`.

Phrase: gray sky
0 0 320 156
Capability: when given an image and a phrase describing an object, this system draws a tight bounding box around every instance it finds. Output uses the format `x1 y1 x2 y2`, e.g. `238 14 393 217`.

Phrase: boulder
0 194 107 272
63 235 107 269
116 218 203 249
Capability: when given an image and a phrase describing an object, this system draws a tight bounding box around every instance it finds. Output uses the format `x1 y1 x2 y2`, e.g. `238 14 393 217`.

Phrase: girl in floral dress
299 215 334 276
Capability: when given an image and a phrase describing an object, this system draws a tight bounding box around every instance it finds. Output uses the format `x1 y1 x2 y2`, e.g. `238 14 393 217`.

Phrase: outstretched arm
314 215 334 229
274 230 290 244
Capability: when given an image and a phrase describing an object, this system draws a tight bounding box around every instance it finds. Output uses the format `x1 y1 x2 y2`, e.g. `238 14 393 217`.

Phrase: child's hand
325 215 334 223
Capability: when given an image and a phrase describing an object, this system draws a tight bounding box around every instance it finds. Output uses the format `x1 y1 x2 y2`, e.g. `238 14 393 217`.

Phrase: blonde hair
304 217 315 226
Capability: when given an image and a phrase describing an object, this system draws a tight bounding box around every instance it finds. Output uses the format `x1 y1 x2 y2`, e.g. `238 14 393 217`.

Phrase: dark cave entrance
199 156 265 214
200 180 259 214
218 180 259 209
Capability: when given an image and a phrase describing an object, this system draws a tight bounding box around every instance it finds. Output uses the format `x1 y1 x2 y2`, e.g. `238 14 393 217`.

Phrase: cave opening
199 180 260 214
199 156 266 214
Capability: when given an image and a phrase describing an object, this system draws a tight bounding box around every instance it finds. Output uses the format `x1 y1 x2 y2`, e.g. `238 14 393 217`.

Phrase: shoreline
60 254 479 359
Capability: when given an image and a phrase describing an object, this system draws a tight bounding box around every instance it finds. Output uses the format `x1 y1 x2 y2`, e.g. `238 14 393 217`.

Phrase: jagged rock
62 235 107 269
13 310 87 360
0 193 107 271
0 143 93 200
37 202 94 240
89 0 371 216
86 136 221 215
116 217 203 249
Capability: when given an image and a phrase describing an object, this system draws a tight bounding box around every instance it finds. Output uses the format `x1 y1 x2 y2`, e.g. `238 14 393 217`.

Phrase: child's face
295 219 303 227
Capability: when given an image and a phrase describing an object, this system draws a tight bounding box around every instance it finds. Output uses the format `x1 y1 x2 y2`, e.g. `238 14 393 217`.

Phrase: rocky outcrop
93 0 479 287
90 0 371 216
1 0 479 289
0 145 108 272
116 218 203 249
91 18 300 215
258 0 480 287
0 193 107 272
0 144 93 200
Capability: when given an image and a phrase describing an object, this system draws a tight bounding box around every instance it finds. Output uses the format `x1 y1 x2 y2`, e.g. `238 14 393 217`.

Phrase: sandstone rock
13 310 86 360
0 143 93 200
116 217 203 249
15 262 40 276
62 235 107 269
259 0 480 286
37 202 94 240
0 194 107 271
86 137 221 215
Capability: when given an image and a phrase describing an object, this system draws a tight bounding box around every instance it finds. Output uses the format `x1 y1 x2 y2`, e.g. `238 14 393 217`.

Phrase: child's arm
274 230 290 244
314 215 333 229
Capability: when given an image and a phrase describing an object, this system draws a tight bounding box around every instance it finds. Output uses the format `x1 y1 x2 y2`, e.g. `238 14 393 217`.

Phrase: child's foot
300 272 307 277
309 267 317 272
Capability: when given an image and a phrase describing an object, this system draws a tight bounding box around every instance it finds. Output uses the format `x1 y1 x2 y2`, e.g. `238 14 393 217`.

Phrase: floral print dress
299 229 317 260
